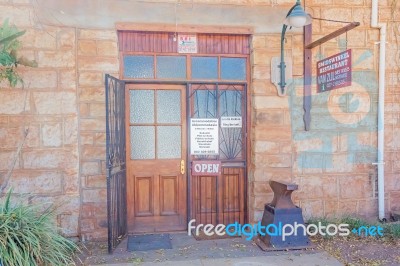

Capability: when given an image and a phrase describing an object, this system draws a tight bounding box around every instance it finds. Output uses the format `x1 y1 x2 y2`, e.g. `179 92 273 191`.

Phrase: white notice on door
190 118 219 155
221 117 242 128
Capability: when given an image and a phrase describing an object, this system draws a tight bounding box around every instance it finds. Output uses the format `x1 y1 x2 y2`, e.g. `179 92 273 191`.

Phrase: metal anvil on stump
256 180 312 251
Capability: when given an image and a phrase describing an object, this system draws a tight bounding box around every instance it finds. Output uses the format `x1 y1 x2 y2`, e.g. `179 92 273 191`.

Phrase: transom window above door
123 55 246 81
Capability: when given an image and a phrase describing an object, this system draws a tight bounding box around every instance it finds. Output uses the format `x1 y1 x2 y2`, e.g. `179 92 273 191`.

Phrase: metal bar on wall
105 74 112 254
186 83 191 226
215 83 219 224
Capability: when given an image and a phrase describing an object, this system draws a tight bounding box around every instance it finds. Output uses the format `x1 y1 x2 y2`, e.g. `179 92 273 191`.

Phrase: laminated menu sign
190 118 219 155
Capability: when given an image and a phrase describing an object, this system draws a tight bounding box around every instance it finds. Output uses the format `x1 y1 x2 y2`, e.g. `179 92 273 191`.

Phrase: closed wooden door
189 83 247 227
126 84 187 233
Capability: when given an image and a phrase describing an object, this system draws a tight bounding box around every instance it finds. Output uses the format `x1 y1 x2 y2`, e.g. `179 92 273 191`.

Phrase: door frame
122 80 249 231
117 29 252 231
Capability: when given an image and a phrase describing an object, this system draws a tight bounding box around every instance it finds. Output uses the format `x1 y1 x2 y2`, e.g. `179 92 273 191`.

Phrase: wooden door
189 83 247 227
126 84 187 233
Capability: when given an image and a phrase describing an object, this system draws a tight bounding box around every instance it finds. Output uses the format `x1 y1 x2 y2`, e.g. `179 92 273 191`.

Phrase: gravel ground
312 235 400 266
78 233 317 265
76 232 400 266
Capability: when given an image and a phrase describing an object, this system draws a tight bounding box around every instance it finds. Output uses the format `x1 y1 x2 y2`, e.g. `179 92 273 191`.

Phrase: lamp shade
283 4 312 27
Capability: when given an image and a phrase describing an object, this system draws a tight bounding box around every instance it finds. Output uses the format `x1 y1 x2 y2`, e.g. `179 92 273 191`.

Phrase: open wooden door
126 84 187 233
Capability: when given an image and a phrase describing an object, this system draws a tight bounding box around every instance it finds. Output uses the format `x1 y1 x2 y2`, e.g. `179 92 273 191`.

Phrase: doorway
118 30 250 234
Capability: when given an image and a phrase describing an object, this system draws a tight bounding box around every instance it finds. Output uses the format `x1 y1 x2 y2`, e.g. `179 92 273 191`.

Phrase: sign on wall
317 49 352 93
192 161 222 176
190 118 219 155
178 34 197 53
221 117 242 128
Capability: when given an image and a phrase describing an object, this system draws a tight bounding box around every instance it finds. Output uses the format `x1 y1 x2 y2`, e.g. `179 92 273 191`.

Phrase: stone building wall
250 0 400 223
0 1 80 236
382 3 400 218
77 29 119 240
0 0 398 240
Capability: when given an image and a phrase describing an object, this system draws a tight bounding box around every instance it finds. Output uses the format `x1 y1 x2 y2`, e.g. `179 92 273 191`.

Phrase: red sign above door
192 161 222 176
317 49 352 93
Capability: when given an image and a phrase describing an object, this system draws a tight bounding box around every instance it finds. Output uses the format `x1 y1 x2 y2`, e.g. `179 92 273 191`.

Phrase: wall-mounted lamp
279 0 312 95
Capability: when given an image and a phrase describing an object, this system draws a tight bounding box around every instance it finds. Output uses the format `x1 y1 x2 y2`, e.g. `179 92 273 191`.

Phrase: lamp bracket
271 56 293 97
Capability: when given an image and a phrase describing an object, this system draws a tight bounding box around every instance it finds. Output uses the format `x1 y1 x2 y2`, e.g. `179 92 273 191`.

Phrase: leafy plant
0 19 37 87
0 189 80 266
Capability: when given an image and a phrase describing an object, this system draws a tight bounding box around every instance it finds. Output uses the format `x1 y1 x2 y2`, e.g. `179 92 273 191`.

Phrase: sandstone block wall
250 0 400 222
77 29 119 240
0 1 80 236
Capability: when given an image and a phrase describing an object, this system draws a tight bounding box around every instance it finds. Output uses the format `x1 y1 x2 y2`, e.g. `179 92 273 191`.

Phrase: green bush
0 190 80 266
0 19 37 87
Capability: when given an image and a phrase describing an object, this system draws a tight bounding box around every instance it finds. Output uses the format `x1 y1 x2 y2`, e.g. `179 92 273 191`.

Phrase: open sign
192 161 221 176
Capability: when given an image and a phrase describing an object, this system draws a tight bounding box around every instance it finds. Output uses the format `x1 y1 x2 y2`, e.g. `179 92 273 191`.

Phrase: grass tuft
307 216 400 239
0 189 80 266
383 223 400 238
340 216 372 230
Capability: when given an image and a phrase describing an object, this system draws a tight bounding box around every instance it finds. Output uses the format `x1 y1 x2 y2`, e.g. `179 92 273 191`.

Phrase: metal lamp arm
279 1 301 95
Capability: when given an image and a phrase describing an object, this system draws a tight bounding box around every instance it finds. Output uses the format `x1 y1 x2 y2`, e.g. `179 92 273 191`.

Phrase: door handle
180 160 185 175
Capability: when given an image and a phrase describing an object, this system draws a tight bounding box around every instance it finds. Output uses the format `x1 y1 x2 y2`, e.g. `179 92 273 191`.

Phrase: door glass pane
157 56 186 79
130 126 155 159
157 90 181 123
191 57 218 79
219 89 242 116
219 89 243 160
157 126 181 159
221 57 246 80
130 90 154 124
193 89 217 118
124 55 154 78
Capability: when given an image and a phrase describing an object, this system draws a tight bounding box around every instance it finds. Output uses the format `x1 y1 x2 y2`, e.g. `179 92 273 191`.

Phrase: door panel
126 84 187 233
160 176 178 215
221 168 245 225
135 176 153 216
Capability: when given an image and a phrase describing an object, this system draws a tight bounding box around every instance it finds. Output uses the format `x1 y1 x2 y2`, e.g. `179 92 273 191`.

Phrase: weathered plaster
34 0 296 33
